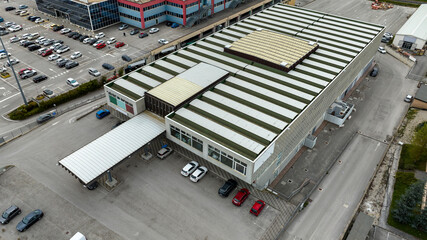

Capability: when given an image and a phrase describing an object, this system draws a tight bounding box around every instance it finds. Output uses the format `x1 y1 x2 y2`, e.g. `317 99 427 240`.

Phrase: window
171 126 180 139
192 136 203 152
165 11 183 18
119 12 141 22
214 1 224 7
186 2 198 8
143 2 165 11
181 130 191 145
208 145 220 160
118 2 140 11
167 2 183 8
208 145 247 175
144 12 165 21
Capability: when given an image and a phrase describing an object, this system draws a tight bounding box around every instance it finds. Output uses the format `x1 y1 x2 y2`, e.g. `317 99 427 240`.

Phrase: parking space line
0 76 19 91
0 92 20 103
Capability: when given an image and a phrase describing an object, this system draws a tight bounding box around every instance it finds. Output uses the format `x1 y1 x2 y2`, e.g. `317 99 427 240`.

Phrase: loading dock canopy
59 112 165 184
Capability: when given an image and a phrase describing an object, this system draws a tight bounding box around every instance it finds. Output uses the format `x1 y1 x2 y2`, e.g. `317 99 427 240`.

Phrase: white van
70 232 86 240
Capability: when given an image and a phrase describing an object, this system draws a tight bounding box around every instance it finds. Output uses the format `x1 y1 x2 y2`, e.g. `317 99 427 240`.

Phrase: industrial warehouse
59 3 384 189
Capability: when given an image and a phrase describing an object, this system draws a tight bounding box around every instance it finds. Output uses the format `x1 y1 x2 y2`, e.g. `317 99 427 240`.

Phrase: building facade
392 4 427 51
36 0 246 31
36 0 120 30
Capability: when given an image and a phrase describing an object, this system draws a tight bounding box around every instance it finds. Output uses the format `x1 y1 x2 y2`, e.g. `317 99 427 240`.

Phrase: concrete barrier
385 45 415 68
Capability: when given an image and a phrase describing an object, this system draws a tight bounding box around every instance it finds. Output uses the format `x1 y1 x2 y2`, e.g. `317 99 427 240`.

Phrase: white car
190 166 208 182
181 161 199 177
48 54 60 61
10 36 20 43
60 28 71 34
71 51 82 59
404 95 413 103
66 78 79 87
37 47 47 55
35 37 46 44
157 147 172 160
106 37 116 44
4 22 15 27
50 43 62 50
0 52 11 59
83 37 94 44
28 33 40 40
95 32 105 39
158 39 169 45
56 46 70 53
378 46 386 54
92 40 104 47
88 68 101 77
149 28 159 34
8 25 22 32
20 70 37 79
21 33 31 39
35 18 44 24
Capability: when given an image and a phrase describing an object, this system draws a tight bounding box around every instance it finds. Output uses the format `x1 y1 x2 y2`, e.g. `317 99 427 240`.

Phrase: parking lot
0 166 123 240
0 105 281 239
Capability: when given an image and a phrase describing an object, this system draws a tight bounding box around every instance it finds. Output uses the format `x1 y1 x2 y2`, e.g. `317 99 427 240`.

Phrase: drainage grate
288 179 293 183
304 168 308 172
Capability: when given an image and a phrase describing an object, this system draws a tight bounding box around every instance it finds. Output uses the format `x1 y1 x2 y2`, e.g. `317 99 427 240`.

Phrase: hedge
9 79 102 120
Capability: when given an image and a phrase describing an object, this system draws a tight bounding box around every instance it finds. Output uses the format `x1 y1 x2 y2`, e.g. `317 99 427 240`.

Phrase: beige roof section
226 29 318 68
147 77 203 107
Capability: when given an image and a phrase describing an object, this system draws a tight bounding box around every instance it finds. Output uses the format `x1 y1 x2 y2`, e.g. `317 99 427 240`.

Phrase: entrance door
155 18 159 25
402 41 413 49
55 10 70 20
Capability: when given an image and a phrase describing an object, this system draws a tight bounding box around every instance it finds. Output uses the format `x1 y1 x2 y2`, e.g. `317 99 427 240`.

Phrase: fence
0 93 105 146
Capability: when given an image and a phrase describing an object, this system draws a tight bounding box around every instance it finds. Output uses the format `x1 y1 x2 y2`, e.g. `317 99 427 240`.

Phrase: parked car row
0 205 44 232
180 161 208 182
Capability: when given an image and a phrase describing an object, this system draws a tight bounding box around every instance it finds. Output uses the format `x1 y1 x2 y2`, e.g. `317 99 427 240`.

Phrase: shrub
8 79 102 120
118 67 124 77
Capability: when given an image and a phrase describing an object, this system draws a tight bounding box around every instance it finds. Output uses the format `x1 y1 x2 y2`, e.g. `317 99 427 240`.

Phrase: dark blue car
96 109 110 119
171 23 179 28
16 209 43 232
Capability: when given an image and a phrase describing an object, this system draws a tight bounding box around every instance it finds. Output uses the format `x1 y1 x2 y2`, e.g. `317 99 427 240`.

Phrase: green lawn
399 144 427 171
387 172 427 239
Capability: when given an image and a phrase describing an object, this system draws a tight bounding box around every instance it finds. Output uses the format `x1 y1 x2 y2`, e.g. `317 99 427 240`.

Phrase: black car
65 61 79 69
5 6 16 11
0 26 6 31
16 209 43 232
28 44 41 51
370 66 379 77
30 17 41 22
122 55 132 62
218 179 238 197
72 33 82 40
57 59 70 68
33 75 48 83
23 41 34 47
139 32 148 38
0 205 21 224
86 181 99 190
102 63 115 70
88 38 98 45
36 114 54 123
0 31 9 36
165 21 173 27
52 25 64 31
79 35 88 42
130 28 139 35
68 32 77 38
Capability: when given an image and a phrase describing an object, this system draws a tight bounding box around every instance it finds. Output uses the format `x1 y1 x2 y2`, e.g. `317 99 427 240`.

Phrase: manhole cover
304 169 308 172
288 179 293 183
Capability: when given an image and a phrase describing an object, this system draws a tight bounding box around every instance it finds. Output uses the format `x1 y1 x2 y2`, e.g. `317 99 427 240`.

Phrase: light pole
0 36 28 105
53 104 57 114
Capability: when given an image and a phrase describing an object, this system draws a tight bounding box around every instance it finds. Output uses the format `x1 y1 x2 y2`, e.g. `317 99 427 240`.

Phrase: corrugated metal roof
177 62 229 87
59 112 165 184
396 4 427 40
128 72 161 88
148 77 203 107
156 60 186 73
168 54 197 67
114 79 147 96
142 65 174 80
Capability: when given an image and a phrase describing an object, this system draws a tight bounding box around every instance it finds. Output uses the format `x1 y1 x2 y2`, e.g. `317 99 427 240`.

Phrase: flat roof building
65 3 384 188
393 4 427 50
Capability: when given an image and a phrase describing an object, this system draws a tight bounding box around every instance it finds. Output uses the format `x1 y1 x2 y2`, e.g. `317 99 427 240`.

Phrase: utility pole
0 37 28 105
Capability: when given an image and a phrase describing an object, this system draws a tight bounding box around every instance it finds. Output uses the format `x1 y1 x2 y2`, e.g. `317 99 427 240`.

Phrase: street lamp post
0 36 28 105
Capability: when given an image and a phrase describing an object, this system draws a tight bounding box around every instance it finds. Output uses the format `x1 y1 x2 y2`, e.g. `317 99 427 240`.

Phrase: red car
18 68 32 75
41 49 53 57
115 42 125 48
96 43 106 49
250 200 265 216
232 188 250 206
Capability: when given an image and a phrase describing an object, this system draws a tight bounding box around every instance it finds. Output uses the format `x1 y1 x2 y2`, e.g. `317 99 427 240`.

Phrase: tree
393 181 425 224
409 124 427 162
412 208 427 232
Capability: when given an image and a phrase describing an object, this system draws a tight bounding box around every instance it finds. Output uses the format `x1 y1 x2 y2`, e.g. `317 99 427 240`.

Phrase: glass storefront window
192 136 203 152
208 145 220 160
171 126 180 139
181 131 191 145
220 153 233 168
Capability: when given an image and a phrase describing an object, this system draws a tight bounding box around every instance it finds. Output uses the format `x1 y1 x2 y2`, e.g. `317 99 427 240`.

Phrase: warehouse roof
396 4 427 41
114 4 383 161
59 112 165 184
146 63 229 107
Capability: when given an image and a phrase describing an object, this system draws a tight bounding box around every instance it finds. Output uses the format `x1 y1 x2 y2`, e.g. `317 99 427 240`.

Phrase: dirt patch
399 109 427 143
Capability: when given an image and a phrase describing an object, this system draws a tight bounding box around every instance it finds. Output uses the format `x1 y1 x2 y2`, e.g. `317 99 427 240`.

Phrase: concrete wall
411 99 427 110
104 86 145 117
252 30 384 189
